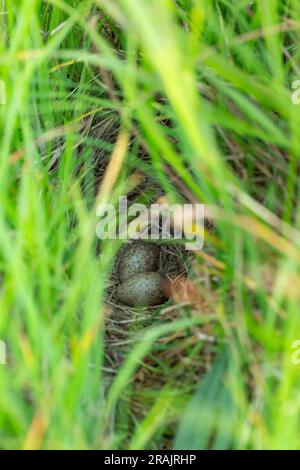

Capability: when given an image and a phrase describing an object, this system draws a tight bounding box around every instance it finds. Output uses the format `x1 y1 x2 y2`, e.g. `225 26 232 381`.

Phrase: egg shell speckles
116 272 169 307
118 240 160 281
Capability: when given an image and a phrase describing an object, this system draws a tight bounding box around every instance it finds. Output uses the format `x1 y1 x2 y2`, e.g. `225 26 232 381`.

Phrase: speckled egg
118 240 160 281
116 272 168 307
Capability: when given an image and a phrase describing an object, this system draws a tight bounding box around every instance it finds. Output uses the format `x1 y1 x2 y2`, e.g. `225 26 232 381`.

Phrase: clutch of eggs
116 240 169 307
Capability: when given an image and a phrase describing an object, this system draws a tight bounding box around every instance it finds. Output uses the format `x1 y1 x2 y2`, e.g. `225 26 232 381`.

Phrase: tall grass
1 0 300 449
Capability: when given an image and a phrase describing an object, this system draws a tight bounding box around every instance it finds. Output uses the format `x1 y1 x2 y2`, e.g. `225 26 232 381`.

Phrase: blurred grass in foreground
1 0 300 449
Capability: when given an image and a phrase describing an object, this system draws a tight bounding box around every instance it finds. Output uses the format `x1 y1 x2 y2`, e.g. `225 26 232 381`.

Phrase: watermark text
96 197 205 251
0 80 6 105
0 340 6 365
291 80 300 104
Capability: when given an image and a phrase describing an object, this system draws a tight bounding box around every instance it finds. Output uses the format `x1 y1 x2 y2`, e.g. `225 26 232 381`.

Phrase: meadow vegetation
1 0 300 450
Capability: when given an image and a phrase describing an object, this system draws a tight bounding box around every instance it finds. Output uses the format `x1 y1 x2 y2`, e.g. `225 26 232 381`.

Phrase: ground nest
103 238 218 386
106 241 190 311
